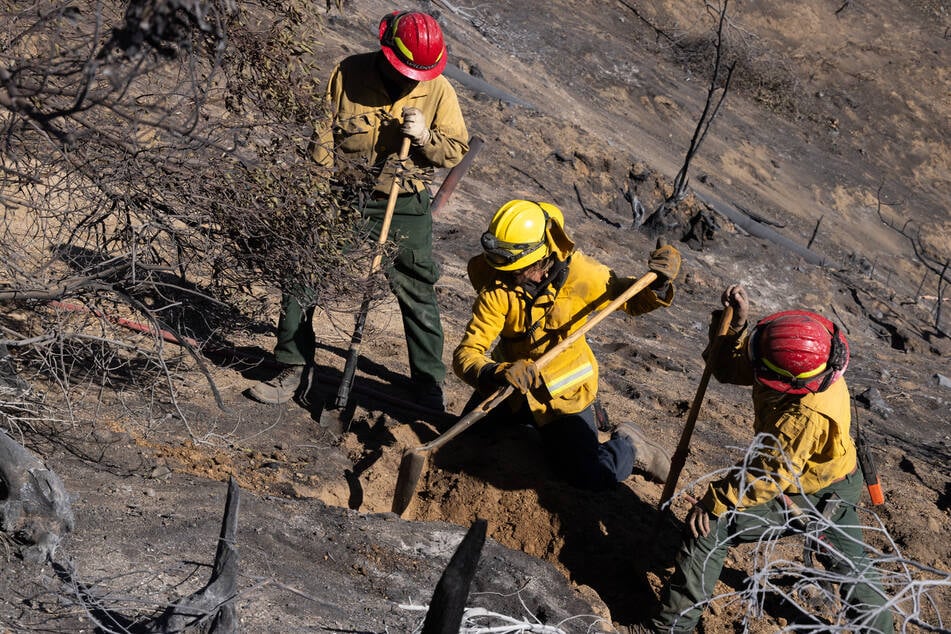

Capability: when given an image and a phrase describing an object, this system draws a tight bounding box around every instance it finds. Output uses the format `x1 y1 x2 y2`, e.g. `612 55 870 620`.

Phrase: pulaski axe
659 305 733 508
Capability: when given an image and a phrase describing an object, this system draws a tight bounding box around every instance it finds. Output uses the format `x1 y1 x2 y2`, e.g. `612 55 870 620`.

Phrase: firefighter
452 200 679 490
651 284 893 633
249 11 469 410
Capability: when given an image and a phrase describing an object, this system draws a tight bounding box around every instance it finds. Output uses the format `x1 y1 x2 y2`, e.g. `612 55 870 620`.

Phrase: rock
0 429 73 562
933 373 951 389
856 387 893 419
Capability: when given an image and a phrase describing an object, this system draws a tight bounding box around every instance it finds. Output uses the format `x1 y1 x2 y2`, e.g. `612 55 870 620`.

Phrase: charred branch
668 0 735 204
422 519 487 634
146 477 240 633
0 428 73 562
873 184 949 335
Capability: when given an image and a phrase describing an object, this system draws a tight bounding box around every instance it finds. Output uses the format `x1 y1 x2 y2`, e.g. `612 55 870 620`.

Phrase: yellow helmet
481 200 565 271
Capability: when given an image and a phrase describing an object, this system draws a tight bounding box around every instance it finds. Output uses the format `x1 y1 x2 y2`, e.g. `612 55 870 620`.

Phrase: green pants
273 191 445 386
654 469 893 633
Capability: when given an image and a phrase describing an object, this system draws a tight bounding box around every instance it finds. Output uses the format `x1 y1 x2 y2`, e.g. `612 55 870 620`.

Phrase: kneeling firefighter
452 199 680 490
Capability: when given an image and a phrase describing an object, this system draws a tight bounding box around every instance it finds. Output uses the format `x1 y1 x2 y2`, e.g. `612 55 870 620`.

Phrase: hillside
1 0 949 632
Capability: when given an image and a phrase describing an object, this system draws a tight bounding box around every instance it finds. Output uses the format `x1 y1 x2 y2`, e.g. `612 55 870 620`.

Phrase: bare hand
721 284 749 330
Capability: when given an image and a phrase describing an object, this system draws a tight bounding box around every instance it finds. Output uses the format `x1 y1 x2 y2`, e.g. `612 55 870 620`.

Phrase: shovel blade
317 396 353 435
392 449 427 516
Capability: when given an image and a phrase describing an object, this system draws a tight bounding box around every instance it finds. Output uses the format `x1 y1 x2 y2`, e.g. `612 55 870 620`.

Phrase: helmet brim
382 45 447 81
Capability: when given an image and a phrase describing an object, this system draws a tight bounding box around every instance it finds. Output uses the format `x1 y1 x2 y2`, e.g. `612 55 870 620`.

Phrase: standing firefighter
652 284 893 633
249 10 468 410
452 200 678 491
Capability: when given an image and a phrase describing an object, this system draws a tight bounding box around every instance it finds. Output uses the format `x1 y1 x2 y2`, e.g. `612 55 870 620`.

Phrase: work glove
720 284 749 332
647 238 681 290
685 494 716 538
481 360 541 395
401 107 431 146
502 359 541 394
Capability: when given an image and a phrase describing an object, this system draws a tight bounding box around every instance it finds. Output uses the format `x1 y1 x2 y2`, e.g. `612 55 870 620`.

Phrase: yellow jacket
311 52 469 197
454 252 673 426
701 324 858 516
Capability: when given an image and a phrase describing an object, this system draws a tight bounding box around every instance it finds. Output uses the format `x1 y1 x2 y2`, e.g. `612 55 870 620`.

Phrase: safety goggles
380 11 407 50
748 322 846 393
480 231 545 268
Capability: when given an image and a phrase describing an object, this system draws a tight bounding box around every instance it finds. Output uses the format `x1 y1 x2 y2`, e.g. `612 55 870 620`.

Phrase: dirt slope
304 0 951 629
3 0 949 632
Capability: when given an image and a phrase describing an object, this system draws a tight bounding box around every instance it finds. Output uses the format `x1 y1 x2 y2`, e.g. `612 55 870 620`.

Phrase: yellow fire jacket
454 251 673 426
700 324 858 516
311 52 469 197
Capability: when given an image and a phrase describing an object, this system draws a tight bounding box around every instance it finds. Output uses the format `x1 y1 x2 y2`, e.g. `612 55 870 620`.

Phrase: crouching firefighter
651 284 894 633
452 199 679 491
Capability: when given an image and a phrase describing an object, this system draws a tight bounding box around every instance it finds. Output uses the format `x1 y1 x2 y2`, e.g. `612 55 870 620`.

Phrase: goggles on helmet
480 231 546 269
380 13 407 54
748 319 848 394
380 11 443 73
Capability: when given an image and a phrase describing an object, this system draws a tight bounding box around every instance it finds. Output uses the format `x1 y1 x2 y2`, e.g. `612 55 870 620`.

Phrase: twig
616 0 676 44
667 0 735 204
573 184 621 228
936 259 949 334
806 215 822 250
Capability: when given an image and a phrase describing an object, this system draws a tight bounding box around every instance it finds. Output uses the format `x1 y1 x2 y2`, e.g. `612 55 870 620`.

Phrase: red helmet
748 310 849 394
378 11 447 81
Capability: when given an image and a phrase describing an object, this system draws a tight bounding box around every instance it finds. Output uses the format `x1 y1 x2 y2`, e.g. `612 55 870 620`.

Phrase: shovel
320 136 412 428
321 135 486 430
659 305 733 507
391 270 659 516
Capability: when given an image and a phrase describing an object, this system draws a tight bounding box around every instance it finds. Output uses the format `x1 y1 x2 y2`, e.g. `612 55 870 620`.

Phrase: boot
414 380 445 413
247 364 309 404
616 422 671 484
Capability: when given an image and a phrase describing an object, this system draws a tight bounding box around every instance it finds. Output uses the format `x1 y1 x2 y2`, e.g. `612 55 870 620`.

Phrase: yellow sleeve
701 406 823 516
453 289 509 387
414 76 469 168
705 315 755 386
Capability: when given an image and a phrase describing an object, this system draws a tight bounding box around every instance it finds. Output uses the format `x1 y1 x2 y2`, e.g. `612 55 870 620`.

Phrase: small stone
856 387 893 419
933 373 951 389
149 465 172 479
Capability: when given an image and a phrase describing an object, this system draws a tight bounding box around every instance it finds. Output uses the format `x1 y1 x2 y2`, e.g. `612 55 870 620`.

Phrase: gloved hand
502 359 541 394
401 107 431 146
720 284 749 331
685 494 715 538
648 238 681 288
483 359 541 394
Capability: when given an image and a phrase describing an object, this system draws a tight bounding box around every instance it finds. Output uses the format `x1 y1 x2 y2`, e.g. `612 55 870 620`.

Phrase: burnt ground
2 0 950 632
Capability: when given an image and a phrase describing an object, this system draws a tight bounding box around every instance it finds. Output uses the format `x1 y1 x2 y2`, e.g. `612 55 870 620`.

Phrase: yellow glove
503 359 541 394
648 239 681 286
